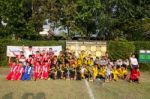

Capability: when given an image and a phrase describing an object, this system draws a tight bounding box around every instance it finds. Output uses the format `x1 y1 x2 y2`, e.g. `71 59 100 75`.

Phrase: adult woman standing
130 54 139 69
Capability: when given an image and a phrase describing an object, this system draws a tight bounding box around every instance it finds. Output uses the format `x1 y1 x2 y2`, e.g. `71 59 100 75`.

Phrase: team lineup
6 46 140 83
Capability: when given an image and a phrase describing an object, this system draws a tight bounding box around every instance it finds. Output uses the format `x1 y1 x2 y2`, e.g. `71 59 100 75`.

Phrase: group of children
6 46 140 83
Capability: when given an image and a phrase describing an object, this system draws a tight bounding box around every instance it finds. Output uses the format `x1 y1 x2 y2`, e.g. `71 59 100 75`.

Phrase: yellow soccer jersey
122 69 127 76
79 53 87 62
87 60 94 66
77 59 82 65
83 60 88 65
93 67 98 78
117 68 122 76
123 69 127 75
99 67 106 78
112 69 119 81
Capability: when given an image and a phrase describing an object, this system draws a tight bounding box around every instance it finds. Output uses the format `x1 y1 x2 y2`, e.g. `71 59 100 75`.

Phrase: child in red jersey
13 51 24 60
6 57 18 80
34 51 41 61
34 61 42 80
47 55 52 65
41 49 47 58
14 62 24 80
37 64 43 79
48 48 54 59
42 61 49 80
26 55 33 65
130 67 140 83
33 61 38 80
39 55 45 65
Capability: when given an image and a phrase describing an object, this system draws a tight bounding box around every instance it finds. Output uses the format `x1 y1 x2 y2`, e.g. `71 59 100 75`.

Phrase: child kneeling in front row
130 67 140 83
22 62 32 80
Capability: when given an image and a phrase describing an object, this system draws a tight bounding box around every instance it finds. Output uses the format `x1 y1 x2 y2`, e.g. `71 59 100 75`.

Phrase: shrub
134 41 150 54
107 41 135 60
139 63 150 72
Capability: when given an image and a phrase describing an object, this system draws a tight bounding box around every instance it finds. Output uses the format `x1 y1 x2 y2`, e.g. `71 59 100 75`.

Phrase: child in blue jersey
22 62 32 80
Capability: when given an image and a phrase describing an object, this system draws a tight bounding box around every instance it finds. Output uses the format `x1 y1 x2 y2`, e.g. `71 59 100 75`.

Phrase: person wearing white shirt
117 59 123 67
23 46 33 58
123 59 129 66
130 54 139 68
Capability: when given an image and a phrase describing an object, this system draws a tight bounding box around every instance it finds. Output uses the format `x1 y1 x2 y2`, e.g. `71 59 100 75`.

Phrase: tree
0 0 150 41
0 0 38 39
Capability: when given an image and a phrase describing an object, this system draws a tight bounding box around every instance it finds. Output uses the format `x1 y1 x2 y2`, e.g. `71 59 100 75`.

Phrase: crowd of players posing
6 46 140 83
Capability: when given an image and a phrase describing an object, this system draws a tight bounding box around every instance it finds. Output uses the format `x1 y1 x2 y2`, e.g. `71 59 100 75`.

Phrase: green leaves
0 0 35 39
0 0 149 40
108 41 135 60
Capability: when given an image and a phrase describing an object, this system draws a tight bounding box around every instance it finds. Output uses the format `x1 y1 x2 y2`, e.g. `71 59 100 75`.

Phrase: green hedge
107 41 135 60
0 39 65 67
139 63 150 72
134 41 150 54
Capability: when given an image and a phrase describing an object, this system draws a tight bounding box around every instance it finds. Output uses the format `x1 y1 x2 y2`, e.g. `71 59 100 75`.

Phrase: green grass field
0 68 150 99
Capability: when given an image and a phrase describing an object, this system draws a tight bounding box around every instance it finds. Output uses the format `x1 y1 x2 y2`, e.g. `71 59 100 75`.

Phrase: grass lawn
0 68 150 99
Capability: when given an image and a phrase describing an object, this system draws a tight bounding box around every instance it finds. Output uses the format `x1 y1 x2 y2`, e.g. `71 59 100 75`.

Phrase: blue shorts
132 65 138 69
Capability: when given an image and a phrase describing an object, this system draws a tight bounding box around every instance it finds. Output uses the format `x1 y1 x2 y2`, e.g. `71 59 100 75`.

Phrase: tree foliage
0 0 149 40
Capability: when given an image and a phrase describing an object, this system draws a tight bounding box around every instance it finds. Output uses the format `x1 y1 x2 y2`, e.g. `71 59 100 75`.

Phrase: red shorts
34 72 38 79
14 73 22 80
6 72 13 80
43 72 49 79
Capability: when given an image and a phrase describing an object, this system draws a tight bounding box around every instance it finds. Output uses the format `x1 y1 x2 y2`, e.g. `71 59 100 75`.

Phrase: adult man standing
23 46 33 58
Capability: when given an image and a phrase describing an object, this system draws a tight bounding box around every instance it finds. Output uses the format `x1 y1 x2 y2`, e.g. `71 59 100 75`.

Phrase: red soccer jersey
12 65 18 73
26 58 33 64
16 55 21 59
17 66 24 74
8 63 17 72
34 65 38 73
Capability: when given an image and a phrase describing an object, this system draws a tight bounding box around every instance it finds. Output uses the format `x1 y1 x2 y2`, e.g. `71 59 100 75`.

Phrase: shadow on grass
22 92 46 99
2 92 13 99
2 92 46 99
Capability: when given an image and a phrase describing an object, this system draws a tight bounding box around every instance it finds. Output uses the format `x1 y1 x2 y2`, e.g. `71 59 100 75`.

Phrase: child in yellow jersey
117 66 122 78
86 65 93 81
99 65 106 79
83 58 88 65
112 66 119 81
87 58 94 66
120 65 128 79
77 58 82 66
92 64 98 81
79 50 87 63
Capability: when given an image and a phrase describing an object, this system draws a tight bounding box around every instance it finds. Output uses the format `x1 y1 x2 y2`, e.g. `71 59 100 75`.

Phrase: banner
7 46 62 57
66 41 107 58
